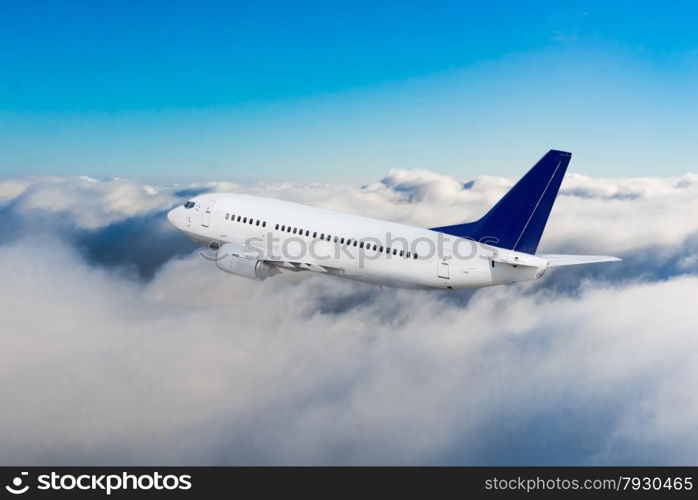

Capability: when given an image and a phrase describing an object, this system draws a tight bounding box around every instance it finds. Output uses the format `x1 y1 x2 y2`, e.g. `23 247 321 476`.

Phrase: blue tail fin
431 150 571 254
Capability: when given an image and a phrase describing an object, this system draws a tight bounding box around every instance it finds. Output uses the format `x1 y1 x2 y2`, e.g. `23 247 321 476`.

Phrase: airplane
167 150 620 290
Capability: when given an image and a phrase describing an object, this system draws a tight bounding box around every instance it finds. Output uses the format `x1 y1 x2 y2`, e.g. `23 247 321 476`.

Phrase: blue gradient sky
1 0 697 182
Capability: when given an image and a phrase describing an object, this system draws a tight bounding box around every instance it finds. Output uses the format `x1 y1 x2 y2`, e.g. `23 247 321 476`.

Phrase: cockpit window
184 201 195 209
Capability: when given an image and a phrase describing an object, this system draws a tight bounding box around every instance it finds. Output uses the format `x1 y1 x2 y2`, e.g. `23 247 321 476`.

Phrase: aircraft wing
225 240 346 276
265 260 346 275
217 242 346 276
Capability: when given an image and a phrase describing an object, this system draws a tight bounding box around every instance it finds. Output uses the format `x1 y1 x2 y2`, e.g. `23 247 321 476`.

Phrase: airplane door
201 201 216 227
437 259 450 279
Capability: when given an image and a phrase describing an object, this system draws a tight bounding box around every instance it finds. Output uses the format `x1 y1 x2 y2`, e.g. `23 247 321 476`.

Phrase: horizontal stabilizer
540 254 621 267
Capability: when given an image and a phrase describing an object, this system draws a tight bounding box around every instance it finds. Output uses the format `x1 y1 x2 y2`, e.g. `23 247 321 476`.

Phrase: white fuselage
167 193 545 290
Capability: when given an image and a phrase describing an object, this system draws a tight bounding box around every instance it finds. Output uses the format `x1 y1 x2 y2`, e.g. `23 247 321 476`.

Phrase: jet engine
215 243 279 280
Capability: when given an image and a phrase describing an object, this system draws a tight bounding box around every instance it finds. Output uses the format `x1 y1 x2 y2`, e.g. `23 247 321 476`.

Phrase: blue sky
1 0 697 182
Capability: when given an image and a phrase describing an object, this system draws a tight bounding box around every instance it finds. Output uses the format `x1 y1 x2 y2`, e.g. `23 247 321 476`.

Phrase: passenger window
340 237 345 244
392 249 397 255
313 232 317 238
320 233 324 239
249 219 254 225
353 241 358 247
225 213 229 220
263 221 266 227
359 242 364 249
305 230 309 236
373 244 377 251
414 253 418 259
380 246 384 252
399 250 404 257
275 224 279 230
333 236 338 243
243 217 247 223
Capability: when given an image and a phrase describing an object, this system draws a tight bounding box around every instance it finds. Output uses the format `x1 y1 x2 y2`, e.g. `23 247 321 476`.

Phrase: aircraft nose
167 207 179 228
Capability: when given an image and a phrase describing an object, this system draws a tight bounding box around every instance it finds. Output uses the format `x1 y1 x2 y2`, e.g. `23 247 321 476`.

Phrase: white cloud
6 169 698 255
4 177 174 229
0 179 31 201
1 170 697 464
0 239 697 464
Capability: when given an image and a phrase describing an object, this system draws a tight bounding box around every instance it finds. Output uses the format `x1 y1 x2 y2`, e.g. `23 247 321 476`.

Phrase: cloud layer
1 169 697 465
